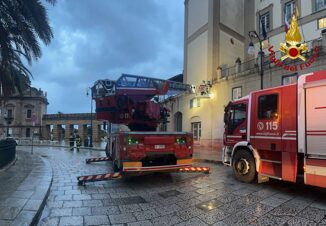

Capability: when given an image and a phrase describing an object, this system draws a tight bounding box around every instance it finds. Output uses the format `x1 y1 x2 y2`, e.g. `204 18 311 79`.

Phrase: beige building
164 0 326 155
0 87 48 138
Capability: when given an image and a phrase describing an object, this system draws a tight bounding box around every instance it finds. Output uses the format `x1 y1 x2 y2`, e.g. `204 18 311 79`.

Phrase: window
232 87 242 100
260 12 270 34
26 128 31 137
318 17 326 29
174 112 182 132
258 94 278 120
190 98 200 108
191 122 201 141
282 73 298 85
227 103 247 134
7 109 12 118
284 1 295 23
316 0 326 11
27 109 32 119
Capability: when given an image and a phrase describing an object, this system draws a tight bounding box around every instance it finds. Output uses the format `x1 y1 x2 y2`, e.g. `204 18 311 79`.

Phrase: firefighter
76 134 82 151
69 133 75 151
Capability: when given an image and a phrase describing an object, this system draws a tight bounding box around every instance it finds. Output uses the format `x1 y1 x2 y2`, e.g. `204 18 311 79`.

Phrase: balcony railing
216 38 325 81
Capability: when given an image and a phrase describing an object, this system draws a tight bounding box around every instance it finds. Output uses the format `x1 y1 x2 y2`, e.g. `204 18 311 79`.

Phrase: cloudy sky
29 0 184 114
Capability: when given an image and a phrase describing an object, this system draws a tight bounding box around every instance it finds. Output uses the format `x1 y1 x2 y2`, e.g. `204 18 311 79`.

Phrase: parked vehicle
93 74 194 173
222 70 326 188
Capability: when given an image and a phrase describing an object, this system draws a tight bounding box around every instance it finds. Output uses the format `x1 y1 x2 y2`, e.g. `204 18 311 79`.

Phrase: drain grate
196 199 220 212
158 190 182 198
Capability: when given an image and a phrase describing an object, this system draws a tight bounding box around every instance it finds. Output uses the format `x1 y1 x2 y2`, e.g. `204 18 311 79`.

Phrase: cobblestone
18 146 326 226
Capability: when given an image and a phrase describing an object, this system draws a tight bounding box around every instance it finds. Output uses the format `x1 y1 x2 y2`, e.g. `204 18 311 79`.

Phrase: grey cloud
30 0 184 113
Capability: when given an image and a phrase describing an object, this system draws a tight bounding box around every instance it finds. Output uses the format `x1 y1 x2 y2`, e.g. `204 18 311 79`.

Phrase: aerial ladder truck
77 74 209 185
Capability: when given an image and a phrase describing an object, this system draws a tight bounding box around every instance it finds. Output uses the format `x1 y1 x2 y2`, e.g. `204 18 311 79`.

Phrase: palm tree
0 0 56 96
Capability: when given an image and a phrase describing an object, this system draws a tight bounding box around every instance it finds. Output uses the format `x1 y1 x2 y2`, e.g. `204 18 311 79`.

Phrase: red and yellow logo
268 7 319 72
279 14 308 61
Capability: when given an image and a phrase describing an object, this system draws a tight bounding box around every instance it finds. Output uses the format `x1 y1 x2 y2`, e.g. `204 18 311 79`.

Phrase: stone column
78 124 87 141
65 124 74 140
52 124 58 141
53 124 62 141
92 123 101 142
41 125 51 140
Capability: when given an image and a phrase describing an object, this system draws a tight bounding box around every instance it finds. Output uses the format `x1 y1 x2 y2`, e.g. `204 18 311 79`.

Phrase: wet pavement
0 150 52 226
2 145 326 226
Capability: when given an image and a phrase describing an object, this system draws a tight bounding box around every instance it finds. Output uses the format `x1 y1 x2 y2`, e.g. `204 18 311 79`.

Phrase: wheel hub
236 158 250 175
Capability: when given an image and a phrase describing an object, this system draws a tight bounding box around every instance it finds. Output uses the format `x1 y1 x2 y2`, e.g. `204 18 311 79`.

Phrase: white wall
186 31 208 86
220 0 245 35
219 31 245 67
188 0 209 37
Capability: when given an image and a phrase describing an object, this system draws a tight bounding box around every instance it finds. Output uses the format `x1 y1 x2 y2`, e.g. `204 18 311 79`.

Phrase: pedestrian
76 134 82 151
69 133 75 151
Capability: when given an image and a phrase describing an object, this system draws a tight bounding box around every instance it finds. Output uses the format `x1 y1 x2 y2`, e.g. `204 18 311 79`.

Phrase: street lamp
86 88 93 147
248 30 264 90
4 113 14 137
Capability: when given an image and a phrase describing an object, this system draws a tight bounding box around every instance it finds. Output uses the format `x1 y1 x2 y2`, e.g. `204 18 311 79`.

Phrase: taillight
176 137 186 145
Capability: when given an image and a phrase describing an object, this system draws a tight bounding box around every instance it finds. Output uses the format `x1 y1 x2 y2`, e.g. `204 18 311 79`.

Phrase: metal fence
217 38 324 81
0 139 16 169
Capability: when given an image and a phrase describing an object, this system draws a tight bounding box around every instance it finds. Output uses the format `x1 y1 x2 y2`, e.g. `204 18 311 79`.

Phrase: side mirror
223 112 228 124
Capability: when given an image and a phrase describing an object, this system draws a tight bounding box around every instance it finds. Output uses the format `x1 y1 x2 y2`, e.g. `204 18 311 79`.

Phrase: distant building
164 0 326 154
0 86 48 138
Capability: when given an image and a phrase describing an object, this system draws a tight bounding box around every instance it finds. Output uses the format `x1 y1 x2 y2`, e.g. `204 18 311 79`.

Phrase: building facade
164 0 326 156
0 87 48 139
42 113 105 142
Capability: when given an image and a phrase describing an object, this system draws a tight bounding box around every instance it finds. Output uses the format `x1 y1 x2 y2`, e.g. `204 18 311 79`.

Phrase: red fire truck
92 74 194 173
222 70 326 188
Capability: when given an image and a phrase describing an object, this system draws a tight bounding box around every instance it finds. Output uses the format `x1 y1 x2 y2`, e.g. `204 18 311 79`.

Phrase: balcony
215 38 326 82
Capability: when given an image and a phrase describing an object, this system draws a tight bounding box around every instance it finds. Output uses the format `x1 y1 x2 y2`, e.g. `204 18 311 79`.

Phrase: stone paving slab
14 146 326 226
0 150 53 226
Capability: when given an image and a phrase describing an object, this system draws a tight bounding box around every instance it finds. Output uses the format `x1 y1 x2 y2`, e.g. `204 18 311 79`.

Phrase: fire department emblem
279 14 308 61
257 122 264 131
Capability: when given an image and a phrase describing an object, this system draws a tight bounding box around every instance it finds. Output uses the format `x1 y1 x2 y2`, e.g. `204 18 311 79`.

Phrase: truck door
305 83 326 158
225 102 247 145
251 92 282 152
303 78 326 188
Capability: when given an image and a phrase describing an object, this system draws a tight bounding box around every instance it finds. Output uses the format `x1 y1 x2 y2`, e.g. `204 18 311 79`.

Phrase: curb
31 157 53 226
3 151 54 226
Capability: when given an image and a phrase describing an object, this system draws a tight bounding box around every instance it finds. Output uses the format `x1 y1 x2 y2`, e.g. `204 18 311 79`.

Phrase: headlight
128 137 139 145
176 137 186 145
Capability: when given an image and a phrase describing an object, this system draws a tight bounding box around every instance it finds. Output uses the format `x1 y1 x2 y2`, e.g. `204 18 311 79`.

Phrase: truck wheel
105 143 110 157
232 149 256 183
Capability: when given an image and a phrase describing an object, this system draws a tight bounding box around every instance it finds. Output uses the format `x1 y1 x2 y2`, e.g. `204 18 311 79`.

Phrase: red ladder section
85 157 112 164
77 172 122 186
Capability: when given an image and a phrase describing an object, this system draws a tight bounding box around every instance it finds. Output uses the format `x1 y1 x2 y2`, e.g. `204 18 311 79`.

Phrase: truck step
85 157 112 164
179 166 210 174
77 172 122 186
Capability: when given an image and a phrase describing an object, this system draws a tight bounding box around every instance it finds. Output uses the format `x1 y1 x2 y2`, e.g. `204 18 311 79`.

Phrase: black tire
232 149 256 183
105 143 110 157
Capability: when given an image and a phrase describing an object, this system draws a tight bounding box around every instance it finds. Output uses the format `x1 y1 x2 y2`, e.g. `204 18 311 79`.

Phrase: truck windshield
226 103 246 134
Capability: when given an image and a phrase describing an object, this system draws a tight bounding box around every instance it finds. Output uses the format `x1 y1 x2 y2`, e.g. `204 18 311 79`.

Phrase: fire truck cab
222 70 326 188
